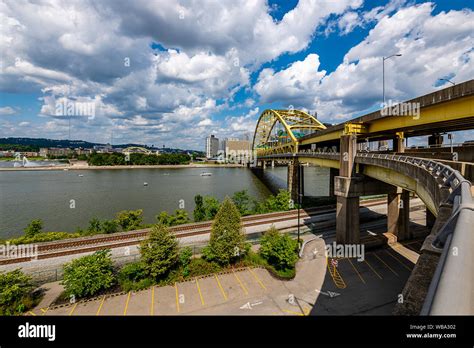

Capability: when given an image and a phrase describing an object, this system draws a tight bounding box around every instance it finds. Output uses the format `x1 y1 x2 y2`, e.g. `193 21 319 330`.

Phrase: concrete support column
428 133 443 147
387 189 410 241
329 168 339 197
263 161 267 169
287 160 301 202
336 196 360 244
335 134 359 244
271 160 275 168
394 133 405 153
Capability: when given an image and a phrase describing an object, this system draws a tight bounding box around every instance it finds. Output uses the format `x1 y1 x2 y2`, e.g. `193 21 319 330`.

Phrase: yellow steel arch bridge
252 109 326 156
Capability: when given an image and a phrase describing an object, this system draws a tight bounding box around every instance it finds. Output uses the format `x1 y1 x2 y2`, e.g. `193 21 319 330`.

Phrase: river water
0 166 329 239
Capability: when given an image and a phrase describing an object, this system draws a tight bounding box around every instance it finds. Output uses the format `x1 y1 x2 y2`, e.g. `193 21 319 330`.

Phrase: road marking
373 253 399 277
214 275 228 301
150 287 155 315
232 270 248 295
175 283 180 313
364 259 382 279
347 258 366 284
282 307 310 316
248 268 266 290
195 278 205 306
40 307 49 315
326 258 347 289
28 311 36 316
69 302 78 316
123 291 131 315
96 295 106 316
384 249 412 271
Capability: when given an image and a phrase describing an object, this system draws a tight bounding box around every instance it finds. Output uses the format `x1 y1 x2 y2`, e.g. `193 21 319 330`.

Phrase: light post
382 54 402 106
439 78 455 86
297 162 302 251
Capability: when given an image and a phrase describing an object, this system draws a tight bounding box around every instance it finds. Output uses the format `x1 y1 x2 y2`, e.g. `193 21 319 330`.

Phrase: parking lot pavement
27 237 420 316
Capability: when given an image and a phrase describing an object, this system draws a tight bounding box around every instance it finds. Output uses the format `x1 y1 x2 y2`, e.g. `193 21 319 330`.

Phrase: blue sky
0 0 473 150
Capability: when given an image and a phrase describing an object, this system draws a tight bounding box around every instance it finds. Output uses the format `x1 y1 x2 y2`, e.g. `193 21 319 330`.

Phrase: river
0 166 329 239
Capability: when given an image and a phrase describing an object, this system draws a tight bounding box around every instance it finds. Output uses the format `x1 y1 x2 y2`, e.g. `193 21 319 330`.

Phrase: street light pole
382 54 402 106
439 78 455 86
297 162 302 251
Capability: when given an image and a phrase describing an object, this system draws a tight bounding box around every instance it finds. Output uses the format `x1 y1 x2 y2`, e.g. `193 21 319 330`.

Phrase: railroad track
0 198 387 265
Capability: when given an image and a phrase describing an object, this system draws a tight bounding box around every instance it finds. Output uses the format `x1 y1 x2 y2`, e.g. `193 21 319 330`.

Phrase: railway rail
0 198 387 265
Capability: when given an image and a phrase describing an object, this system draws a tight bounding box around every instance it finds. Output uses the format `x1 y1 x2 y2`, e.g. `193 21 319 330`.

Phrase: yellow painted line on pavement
384 249 412 271
326 258 347 289
40 307 49 315
123 291 131 315
347 258 365 284
150 287 155 315
28 311 36 316
373 253 399 277
195 278 205 306
175 283 180 313
248 268 266 290
232 270 248 295
96 295 106 316
364 259 382 279
282 309 305 316
214 275 228 301
69 302 78 316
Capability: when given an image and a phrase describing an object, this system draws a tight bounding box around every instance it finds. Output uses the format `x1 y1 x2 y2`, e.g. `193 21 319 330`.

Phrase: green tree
203 196 220 220
139 224 179 279
232 190 254 215
24 219 43 237
259 226 298 270
203 197 248 265
101 219 119 234
116 209 143 231
0 269 34 315
87 217 102 234
156 211 173 226
193 194 206 222
61 250 115 298
173 209 190 225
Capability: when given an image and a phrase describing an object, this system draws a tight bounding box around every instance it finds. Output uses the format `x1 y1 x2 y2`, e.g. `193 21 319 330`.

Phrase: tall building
224 138 251 164
206 135 219 158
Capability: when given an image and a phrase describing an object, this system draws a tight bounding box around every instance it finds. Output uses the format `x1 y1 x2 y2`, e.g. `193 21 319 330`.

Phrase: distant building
206 135 219 158
39 147 73 157
93 143 113 153
224 138 251 164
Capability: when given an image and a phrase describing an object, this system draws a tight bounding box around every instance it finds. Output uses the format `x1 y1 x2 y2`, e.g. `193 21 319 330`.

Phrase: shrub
156 210 190 227
259 226 298 271
193 194 206 222
187 258 222 277
101 219 119 234
87 217 102 234
117 262 152 292
61 250 115 298
179 247 193 277
24 219 43 237
0 269 35 315
203 197 249 265
6 232 81 245
139 224 179 279
116 209 143 231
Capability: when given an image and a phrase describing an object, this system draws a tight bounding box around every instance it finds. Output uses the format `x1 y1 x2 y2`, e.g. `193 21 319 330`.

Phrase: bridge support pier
387 189 411 241
428 133 443 147
393 133 405 153
335 134 359 244
287 160 303 202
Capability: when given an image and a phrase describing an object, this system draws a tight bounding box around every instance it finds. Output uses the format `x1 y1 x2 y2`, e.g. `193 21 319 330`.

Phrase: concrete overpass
251 79 474 315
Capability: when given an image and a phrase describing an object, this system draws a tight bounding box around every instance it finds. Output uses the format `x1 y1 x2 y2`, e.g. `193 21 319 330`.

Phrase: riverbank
0 163 245 171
